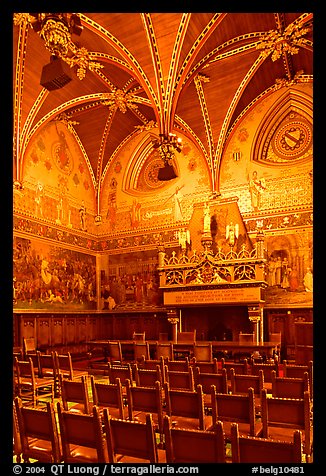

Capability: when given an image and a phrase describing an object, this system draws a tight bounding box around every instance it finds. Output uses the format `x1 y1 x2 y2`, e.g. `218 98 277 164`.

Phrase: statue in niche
178 228 191 253
203 203 211 232
249 170 266 211
226 222 239 247
35 181 44 218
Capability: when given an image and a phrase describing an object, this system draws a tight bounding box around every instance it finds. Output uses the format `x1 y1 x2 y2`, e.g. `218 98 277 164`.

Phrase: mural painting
13 237 97 310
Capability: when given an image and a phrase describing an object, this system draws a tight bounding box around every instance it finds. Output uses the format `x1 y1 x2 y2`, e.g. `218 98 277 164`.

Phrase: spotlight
40 55 73 90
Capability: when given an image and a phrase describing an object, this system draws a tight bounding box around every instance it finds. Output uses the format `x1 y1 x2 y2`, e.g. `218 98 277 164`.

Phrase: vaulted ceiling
13 12 313 199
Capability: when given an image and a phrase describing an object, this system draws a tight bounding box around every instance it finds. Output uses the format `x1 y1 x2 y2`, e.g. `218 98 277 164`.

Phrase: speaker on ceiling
40 56 73 91
157 163 178 181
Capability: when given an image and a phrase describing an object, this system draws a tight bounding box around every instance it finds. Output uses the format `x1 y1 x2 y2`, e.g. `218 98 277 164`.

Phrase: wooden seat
251 360 279 381
260 388 313 462
163 382 211 431
192 342 213 362
190 357 219 374
133 341 150 362
59 373 90 414
164 366 194 391
210 386 262 440
134 364 163 387
164 357 190 372
163 415 226 463
155 342 174 360
23 337 37 358
107 341 124 364
57 401 108 463
90 375 125 420
230 422 303 463
38 351 58 394
126 379 164 445
54 351 88 383
13 399 22 463
193 367 228 408
14 396 62 463
271 370 310 399
14 356 54 407
103 409 164 463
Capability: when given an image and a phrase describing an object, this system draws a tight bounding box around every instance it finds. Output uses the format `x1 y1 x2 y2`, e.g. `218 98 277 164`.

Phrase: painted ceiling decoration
13 12 313 213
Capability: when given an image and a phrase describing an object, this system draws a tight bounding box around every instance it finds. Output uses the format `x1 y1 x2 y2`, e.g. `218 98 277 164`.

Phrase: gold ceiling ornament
55 113 80 131
101 90 139 113
134 120 157 132
274 69 305 89
20 13 103 80
256 23 311 61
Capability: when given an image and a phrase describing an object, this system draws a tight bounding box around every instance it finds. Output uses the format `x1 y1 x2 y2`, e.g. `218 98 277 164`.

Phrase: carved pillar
167 309 179 343
248 305 262 344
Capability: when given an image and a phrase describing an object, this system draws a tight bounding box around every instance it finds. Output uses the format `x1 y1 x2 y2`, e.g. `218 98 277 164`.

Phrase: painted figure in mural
281 257 290 289
249 170 266 211
303 267 313 292
203 203 211 233
35 181 44 218
226 222 239 247
131 199 141 229
275 256 282 286
79 200 87 231
267 257 277 286
173 186 184 221
178 228 191 252
288 266 299 291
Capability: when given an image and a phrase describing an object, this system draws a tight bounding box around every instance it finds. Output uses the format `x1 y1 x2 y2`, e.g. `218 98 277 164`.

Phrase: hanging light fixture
153 133 182 181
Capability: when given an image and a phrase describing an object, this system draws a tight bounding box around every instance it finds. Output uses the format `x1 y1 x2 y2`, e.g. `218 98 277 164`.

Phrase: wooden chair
190 356 219 374
132 331 146 341
177 330 196 342
54 351 88 382
134 364 163 387
155 342 174 360
164 366 194 391
38 351 58 394
107 362 134 387
107 341 124 364
14 356 54 407
163 382 211 431
193 367 228 408
164 357 190 372
103 409 164 463
239 332 255 343
126 379 164 445
251 359 280 383
192 342 213 362
13 399 22 463
57 401 108 463
133 341 150 362
230 422 303 463
210 386 262 440
271 370 310 399
221 357 249 379
58 373 90 414
14 396 62 463
90 375 125 420
23 337 37 358
163 415 226 463
230 368 264 413
260 388 313 462
283 360 313 399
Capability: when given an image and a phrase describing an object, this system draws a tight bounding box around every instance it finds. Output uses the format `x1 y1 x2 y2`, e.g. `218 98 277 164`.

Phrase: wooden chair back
57 401 107 463
59 373 90 414
177 330 196 342
163 415 226 463
38 352 56 378
107 341 123 363
155 342 174 360
133 341 150 362
251 360 279 382
23 337 36 357
230 422 303 463
193 367 228 395
210 386 259 438
283 360 313 399
164 366 194 391
14 396 61 463
14 356 54 406
13 399 22 463
192 342 213 362
54 351 88 381
271 370 309 399
164 357 190 372
260 388 312 461
190 357 219 374
221 357 249 378
126 379 164 443
163 382 208 430
103 409 158 463
90 375 125 420
230 368 264 399
132 331 146 341
134 365 163 387
239 332 255 343
107 362 134 386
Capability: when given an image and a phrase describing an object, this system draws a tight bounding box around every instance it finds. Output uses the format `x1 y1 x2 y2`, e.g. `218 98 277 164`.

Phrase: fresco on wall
13 237 97 310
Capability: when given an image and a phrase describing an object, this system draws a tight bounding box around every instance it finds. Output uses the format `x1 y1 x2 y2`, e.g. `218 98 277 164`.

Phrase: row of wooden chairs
13 395 305 464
